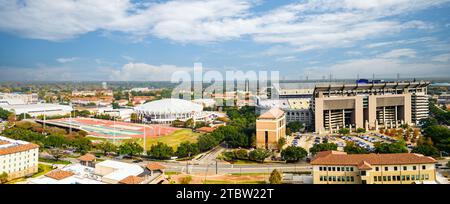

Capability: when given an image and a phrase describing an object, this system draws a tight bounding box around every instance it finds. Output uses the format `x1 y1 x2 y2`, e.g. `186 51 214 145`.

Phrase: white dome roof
134 99 203 114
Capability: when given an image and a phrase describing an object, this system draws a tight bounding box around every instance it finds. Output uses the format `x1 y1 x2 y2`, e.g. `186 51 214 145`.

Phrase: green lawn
39 158 71 165
5 164 53 184
136 129 203 150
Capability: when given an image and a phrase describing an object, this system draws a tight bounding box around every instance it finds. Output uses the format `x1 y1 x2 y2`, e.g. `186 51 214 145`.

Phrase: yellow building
256 108 286 150
311 151 437 184
0 136 39 181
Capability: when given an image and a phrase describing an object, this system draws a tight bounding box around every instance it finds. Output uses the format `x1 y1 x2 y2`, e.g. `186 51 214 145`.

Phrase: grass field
135 129 203 150
5 164 53 184
39 158 71 165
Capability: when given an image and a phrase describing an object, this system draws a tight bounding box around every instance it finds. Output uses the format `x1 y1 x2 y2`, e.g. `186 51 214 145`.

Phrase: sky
0 0 450 81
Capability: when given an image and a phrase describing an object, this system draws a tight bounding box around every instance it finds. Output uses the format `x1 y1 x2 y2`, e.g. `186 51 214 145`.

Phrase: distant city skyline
1 0 450 81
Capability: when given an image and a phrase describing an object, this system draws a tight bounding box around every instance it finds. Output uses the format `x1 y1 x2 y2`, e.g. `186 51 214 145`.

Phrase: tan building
256 108 286 150
311 151 437 184
0 136 39 180
313 81 429 134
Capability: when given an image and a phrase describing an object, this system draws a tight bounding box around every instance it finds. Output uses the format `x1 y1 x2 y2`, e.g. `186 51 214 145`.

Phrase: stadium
134 98 204 124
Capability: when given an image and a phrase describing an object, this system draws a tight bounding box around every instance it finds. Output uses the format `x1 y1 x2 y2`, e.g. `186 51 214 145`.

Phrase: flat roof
96 160 144 182
314 81 430 92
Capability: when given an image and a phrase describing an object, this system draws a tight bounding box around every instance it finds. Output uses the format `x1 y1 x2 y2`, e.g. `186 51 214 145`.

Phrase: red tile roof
0 143 39 155
45 170 74 180
77 153 97 162
311 151 437 166
258 108 285 119
119 176 144 184
146 162 166 171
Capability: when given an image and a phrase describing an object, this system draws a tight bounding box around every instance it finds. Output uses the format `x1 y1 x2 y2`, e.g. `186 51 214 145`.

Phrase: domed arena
134 98 204 124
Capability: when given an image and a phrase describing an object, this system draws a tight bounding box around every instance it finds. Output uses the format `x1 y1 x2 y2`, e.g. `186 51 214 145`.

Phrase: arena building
1 103 73 117
134 98 205 124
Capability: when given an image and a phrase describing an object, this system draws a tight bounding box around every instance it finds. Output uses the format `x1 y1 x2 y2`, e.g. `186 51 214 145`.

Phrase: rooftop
258 108 285 120
45 170 75 180
134 98 203 114
146 162 166 171
119 175 144 184
77 153 97 162
311 151 436 167
96 160 144 182
0 136 39 155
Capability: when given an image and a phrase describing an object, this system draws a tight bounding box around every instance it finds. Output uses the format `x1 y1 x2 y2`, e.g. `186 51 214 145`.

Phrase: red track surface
51 118 178 139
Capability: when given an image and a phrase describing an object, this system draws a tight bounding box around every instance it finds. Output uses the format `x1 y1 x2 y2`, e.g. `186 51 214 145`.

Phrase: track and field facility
45 118 178 139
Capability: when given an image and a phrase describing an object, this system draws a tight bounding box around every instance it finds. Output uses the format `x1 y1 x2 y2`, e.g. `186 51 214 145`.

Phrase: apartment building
311 151 437 184
256 108 286 150
0 136 39 180
312 81 430 134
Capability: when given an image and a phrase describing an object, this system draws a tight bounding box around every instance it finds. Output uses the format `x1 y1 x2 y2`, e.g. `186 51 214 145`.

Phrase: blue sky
0 0 450 81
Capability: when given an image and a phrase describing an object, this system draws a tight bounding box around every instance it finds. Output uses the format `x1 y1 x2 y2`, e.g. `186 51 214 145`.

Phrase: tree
269 169 282 184
277 138 286 151
112 102 120 109
356 128 366 133
44 135 68 148
97 141 117 156
49 149 68 161
423 125 450 152
148 142 174 160
197 134 219 152
281 146 307 162
374 140 408 153
234 149 248 160
175 142 199 158
0 108 11 120
185 118 195 128
118 142 144 158
0 172 8 184
71 137 92 154
412 143 439 157
248 149 271 163
287 122 304 134
130 113 138 123
338 128 350 135
7 112 16 124
344 142 368 154
309 143 338 155
180 176 192 184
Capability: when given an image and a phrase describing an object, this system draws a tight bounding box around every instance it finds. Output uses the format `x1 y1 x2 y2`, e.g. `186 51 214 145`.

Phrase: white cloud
275 56 299 62
304 57 450 79
110 63 193 81
378 49 416 59
56 57 78 63
0 0 447 51
432 53 450 62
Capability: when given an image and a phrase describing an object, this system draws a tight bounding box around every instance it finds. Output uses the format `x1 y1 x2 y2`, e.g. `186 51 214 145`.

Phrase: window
411 175 415 181
361 171 366 176
384 167 388 171
403 166 407 171
388 176 391 181
378 176 382 182
383 176 387 181
406 175 410 181
413 166 417 170
350 177 354 182
337 167 340 171
337 176 341 182
394 166 398 171
425 174 429 180
350 167 354 171
374 176 378 182
319 167 323 171
375 167 379 171
332 167 336 171
422 165 426 170
402 175 405 181
328 167 332 171
333 176 336 182
320 176 324 181
397 176 400 181
346 167 350 171
393 176 396 181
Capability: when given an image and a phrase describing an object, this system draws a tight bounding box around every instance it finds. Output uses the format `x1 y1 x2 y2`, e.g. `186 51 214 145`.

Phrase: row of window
320 176 355 182
375 165 426 171
319 166 355 172
373 174 430 182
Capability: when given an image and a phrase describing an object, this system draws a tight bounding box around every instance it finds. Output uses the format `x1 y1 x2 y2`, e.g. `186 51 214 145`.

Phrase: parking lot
288 131 400 153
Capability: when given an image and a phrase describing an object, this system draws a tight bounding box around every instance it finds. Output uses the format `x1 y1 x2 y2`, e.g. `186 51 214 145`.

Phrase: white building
257 98 312 126
134 98 204 124
1 103 73 117
98 107 135 122
0 136 39 180
94 160 144 184
0 93 39 106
